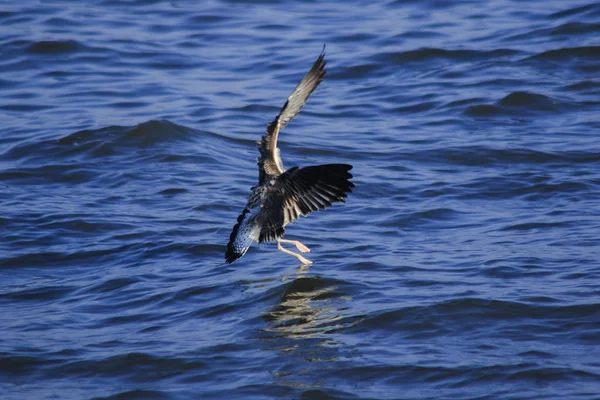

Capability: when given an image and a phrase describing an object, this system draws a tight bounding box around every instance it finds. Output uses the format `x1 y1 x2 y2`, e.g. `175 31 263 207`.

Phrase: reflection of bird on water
263 276 342 340
225 48 354 265
260 275 346 390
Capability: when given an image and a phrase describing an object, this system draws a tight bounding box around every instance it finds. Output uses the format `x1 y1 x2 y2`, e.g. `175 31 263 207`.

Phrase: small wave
0 165 99 185
498 91 560 110
479 266 553 279
377 48 519 65
332 32 378 43
462 104 506 117
412 146 558 165
0 355 57 377
561 80 600 92
392 30 446 39
0 244 140 269
94 389 170 400
0 285 75 302
464 91 568 117
507 366 599 382
25 40 83 54
44 17 84 27
500 221 572 231
548 3 600 19
355 298 600 336
158 188 188 196
187 14 231 24
547 21 600 36
87 277 140 294
480 258 553 278
57 352 207 378
3 120 212 167
59 120 198 147
392 101 439 114
0 104 54 112
329 63 383 80
326 362 600 389
517 350 554 358
379 208 461 228
504 22 600 42
528 46 600 61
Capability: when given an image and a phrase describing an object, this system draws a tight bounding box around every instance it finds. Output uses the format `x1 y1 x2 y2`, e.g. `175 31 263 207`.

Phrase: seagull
225 48 354 265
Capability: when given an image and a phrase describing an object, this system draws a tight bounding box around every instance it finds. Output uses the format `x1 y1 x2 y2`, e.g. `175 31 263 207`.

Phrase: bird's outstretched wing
257 49 327 185
254 164 353 244
278 164 354 226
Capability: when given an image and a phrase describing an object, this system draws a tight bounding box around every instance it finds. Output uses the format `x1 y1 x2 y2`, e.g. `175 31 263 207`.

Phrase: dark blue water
2 1 600 399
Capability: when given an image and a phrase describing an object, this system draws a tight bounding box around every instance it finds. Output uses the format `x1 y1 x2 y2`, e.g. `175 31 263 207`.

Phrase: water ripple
2 1 600 399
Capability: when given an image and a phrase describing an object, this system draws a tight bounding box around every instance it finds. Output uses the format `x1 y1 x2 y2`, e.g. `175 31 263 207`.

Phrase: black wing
277 163 354 227
255 164 353 244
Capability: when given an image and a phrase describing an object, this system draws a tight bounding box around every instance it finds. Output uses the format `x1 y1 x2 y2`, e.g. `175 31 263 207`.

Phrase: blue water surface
1 1 600 399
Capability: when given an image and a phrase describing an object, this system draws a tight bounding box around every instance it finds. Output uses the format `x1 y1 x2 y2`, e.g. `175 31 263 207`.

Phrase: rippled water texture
2 1 600 399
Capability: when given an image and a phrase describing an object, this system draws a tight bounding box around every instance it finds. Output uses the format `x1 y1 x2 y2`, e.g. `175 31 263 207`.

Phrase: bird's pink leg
278 239 310 253
277 240 313 265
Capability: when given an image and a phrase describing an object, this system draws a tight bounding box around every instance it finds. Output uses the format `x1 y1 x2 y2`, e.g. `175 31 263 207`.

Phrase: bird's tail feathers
225 208 257 264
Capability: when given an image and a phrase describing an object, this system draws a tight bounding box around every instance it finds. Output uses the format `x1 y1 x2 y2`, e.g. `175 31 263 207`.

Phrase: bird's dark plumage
225 48 353 264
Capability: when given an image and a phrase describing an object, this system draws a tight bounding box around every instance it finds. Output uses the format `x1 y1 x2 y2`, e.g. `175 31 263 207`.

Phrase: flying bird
225 48 354 265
